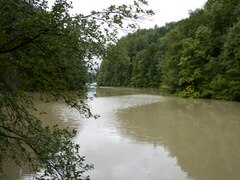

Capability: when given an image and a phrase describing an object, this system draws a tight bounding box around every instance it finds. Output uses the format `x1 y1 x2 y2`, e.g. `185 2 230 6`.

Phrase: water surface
2 87 240 180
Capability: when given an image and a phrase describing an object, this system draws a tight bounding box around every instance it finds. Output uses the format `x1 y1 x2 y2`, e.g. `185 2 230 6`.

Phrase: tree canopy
0 0 153 179
97 0 240 101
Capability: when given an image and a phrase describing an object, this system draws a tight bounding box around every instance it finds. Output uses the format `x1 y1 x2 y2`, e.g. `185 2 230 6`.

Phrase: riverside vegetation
97 0 240 101
0 0 153 179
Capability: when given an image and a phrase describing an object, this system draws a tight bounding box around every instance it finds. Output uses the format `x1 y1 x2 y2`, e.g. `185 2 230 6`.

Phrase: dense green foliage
0 0 153 179
97 0 240 101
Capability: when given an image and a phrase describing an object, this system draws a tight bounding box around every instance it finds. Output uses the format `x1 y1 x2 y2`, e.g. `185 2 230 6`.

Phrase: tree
97 28 162 88
210 20 240 100
160 25 184 93
0 0 153 179
177 26 214 98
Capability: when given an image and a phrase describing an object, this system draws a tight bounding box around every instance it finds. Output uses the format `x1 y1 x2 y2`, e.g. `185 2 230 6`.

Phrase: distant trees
97 0 240 101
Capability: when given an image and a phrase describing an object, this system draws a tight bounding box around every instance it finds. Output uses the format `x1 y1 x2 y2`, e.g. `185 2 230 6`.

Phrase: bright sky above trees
49 0 208 29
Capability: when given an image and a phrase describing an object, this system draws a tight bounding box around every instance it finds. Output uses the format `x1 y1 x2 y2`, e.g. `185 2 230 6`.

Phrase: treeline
97 0 240 101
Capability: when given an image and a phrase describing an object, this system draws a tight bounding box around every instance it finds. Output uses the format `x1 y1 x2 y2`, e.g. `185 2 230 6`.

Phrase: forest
97 0 240 101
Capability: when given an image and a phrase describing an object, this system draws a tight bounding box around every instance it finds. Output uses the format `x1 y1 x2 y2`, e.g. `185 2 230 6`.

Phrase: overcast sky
49 0 208 29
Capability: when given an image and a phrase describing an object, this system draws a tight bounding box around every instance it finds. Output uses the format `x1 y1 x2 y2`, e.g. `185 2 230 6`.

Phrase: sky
49 0 208 29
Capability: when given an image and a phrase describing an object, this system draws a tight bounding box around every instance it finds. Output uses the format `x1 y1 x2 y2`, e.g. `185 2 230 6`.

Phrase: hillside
97 0 240 101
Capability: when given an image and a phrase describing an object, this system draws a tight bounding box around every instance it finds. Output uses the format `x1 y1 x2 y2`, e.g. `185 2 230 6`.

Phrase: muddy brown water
2 87 240 180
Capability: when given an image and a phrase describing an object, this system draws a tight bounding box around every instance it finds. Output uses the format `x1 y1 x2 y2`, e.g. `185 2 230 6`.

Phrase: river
2 87 240 180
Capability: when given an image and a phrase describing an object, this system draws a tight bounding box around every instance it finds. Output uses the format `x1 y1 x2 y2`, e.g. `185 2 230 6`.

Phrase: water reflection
95 86 160 97
2 87 240 180
0 161 32 180
117 97 240 180
75 89 188 180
